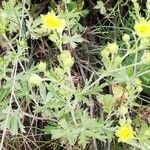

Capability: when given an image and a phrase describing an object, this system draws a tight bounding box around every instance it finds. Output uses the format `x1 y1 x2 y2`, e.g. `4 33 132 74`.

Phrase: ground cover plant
0 0 150 149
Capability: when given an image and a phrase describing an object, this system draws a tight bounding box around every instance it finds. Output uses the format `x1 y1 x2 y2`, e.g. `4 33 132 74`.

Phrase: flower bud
140 38 149 48
126 118 132 125
18 40 28 49
136 86 143 93
54 67 63 75
59 50 74 70
119 119 126 126
101 49 110 58
122 34 130 42
135 78 142 86
38 61 46 72
29 74 42 86
135 78 143 93
114 56 121 65
106 42 118 54
44 71 49 78
119 118 132 126
141 52 150 64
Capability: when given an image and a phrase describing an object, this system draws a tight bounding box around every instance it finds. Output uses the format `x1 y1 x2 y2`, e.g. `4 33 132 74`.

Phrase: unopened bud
141 52 150 64
59 50 74 69
122 34 130 42
29 74 42 86
38 61 46 72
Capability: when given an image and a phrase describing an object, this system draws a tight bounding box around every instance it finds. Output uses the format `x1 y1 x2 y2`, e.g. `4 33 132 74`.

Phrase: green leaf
63 33 84 48
26 18 47 39
0 108 25 135
94 1 106 15
2 0 22 32
97 94 115 113
137 123 150 144
0 88 8 102
10 115 18 135
39 83 46 101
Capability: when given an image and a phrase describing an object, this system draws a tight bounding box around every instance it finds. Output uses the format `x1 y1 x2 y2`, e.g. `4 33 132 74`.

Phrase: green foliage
0 107 25 135
63 33 84 48
94 1 106 15
45 111 114 148
137 124 150 145
1 0 22 32
0 0 150 149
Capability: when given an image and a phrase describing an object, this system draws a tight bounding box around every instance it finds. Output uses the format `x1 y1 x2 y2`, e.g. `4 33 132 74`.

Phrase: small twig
88 0 96 7
22 112 57 122
92 139 98 150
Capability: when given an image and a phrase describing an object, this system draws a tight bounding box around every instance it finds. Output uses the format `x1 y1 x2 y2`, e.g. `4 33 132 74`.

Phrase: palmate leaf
94 1 107 15
78 131 89 148
25 17 47 39
62 33 84 48
59 10 81 29
111 68 131 83
0 107 25 135
2 0 22 32
50 127 64 139
45 99 67 109
44 111 114 148
45 119 78 145
80 112 114 144
79 115 114 147
136 123 150 149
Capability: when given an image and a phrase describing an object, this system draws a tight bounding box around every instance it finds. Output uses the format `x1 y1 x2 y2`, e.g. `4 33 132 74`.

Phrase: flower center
47 17 60 27
121 129 131 138
139 24 149 33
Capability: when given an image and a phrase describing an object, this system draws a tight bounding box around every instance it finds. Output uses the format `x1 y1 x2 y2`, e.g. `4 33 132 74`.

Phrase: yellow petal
41 11 66 31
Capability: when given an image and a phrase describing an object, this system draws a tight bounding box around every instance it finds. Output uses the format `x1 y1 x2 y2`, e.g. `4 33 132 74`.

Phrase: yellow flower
41 11 66 31
115 122 134 142
134 18 150 38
